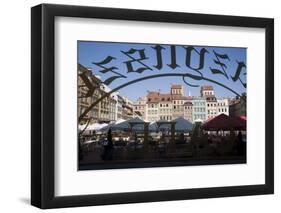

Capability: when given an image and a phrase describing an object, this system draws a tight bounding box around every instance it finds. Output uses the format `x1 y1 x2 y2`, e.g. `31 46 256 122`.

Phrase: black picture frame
31 3 274 209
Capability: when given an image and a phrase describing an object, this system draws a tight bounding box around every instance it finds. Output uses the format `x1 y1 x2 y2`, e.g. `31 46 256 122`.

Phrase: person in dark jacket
102 128 114 160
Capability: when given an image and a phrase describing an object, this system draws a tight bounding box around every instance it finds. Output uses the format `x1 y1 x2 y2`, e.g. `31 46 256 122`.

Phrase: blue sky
78 41 246 102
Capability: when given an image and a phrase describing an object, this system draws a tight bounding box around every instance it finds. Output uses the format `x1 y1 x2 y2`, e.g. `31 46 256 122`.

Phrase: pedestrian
102 128 114 160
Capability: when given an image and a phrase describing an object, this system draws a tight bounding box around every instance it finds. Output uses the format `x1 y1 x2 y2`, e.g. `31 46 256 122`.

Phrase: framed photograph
31 4 274 209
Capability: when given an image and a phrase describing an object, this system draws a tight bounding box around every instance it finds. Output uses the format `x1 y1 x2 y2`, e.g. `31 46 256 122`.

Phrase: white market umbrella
100 119 125 132
79 123 108 132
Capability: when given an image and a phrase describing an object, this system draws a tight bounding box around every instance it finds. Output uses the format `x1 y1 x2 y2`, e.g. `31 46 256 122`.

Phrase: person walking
102 128 114 160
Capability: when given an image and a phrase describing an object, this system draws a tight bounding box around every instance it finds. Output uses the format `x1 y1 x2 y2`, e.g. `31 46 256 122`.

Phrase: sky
78 41 246 102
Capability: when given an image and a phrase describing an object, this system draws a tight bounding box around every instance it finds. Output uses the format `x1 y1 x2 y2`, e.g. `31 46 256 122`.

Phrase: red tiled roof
172 95 190 100
147 92 160 102
206 96 217 102
147 91 192 102
229 98 243 105
159 93 172 101
183 101 193 106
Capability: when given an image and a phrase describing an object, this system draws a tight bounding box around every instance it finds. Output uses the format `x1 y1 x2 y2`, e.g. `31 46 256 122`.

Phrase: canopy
149 117 193 132
111 117 147 131
202 114 246 131
172 117 194 132
148 120 170 132
148 122 158 132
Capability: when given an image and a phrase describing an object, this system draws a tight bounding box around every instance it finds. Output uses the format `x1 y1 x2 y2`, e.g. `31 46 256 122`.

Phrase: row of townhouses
78 64 135 124
133 85 230 123
78 63 246 125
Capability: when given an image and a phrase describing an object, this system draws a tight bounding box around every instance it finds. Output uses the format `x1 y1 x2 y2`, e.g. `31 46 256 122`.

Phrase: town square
77 41 247 170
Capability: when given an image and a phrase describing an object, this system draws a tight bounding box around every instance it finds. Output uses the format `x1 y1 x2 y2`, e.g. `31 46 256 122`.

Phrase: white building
146 92 160 122
158 94 173 121
217 99 229 116
201 85 214 96
111 92 119 121
206 96 218 120
183 101 193 122
171 85 187 119
192 97 207 122
133 97 147 120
